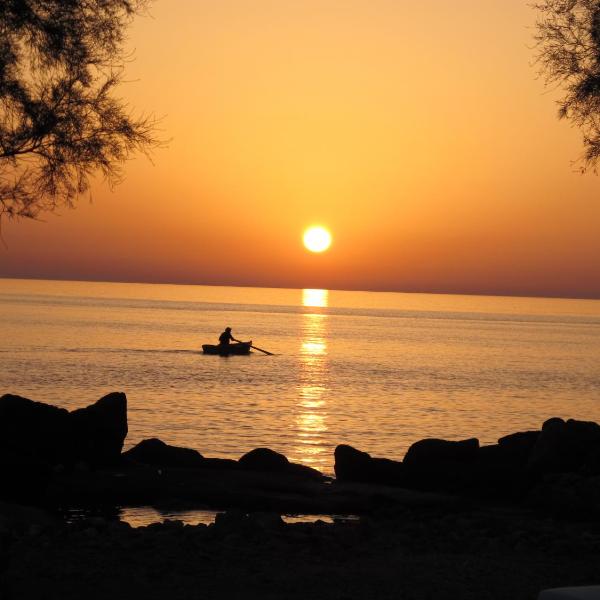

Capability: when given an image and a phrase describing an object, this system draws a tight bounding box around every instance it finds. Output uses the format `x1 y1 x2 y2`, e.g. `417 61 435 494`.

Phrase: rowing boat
202 341 252 355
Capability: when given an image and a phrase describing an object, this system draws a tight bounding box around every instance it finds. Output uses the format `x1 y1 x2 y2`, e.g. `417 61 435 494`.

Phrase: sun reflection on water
302 288 328 308
294 290 330 471
301 340 326 355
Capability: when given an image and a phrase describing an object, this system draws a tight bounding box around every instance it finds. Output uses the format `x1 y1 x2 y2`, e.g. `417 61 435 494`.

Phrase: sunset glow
4 2 600 595
1 1 599 297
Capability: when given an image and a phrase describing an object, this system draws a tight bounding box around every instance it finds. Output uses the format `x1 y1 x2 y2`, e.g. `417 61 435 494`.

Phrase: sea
1 278 600 523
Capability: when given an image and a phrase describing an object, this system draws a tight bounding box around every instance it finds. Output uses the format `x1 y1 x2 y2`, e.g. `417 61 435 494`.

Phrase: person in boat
218 327 240 346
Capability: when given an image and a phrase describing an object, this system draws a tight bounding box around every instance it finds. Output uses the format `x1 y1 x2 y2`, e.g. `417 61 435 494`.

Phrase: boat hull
202 341 252 355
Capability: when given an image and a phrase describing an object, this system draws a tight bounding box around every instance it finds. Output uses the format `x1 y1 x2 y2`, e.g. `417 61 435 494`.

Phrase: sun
303 226 332 253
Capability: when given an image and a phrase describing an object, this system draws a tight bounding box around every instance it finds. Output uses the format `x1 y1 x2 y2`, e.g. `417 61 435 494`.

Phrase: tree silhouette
535 0 600 171
0 0 158 220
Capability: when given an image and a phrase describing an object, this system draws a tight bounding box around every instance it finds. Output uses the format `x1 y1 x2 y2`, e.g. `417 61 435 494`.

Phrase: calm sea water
1 278 600 478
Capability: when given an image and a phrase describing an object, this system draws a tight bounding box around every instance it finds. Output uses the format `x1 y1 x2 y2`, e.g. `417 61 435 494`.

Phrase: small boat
202 341 252 355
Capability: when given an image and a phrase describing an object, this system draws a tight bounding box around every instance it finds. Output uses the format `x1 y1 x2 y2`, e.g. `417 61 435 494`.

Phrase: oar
250 344 275 356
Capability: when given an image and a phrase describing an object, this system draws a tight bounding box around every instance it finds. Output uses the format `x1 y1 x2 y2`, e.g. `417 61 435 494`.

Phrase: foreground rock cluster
335 418 600 515
2 391 600 518
2 391 600 599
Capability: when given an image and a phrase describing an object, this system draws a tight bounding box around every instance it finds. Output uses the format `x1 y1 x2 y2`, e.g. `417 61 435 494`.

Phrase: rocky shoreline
2 497 600 599
2 391 600 598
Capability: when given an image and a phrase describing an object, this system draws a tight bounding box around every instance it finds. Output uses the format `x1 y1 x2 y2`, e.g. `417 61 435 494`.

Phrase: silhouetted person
219 327 239 346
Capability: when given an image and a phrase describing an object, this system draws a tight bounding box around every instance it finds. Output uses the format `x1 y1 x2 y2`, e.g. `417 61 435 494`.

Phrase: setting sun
303 227 332 253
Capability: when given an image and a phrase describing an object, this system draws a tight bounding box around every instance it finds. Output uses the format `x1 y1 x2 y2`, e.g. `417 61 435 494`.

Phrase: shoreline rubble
2 391 600 519
2 391 600 598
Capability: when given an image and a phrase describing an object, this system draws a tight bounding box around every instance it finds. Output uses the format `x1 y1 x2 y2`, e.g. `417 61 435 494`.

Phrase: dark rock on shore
0 392 127 469
122 442 323 481
403 437 479 491
332 422 600 514
469 433 540 499
123 438 239 471
239 448 289 471
334 444 404 485
0 449 52 503
335 435 534 499
498 430 540 464
0 392 128 502
45 461 348 513
3 390 600 522
472 444 531 499
201 457 240 470
528 418 600 475
123 438 205 468
0 394 71 465
239 447 324 481
335 445 371 481
404 437 480 468
70 392 128 467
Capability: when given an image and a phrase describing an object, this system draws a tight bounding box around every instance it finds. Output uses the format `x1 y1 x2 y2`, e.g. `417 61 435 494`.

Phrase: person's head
225 327 231 332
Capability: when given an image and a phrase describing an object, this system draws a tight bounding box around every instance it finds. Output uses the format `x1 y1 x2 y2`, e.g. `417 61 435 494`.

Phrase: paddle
232 337 275 356
250 344 275 356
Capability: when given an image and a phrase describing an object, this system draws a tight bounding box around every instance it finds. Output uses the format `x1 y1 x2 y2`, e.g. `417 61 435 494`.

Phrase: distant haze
1 0 600 298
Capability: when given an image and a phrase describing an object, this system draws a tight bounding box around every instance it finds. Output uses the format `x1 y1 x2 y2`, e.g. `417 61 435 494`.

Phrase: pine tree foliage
535 0 600 171
0 0 157 219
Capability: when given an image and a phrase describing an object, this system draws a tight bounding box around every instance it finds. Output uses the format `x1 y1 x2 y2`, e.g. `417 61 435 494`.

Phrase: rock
0 394 73 501
404 438 480 468
285 462 327 481
0 392 128 470
403 438 479 492
334 445 404 485
527 417 565 474
477 444 503 464
528 418 600 475
200 457 240 471
0 394 71 465
239 448 324 481
467 432 540 499
0 449 51 503
334 445 372 482
239 448 289 471
123 438 205 468
364 457 405 486
497 430 540 465
69 392 128 467
472 445 530 499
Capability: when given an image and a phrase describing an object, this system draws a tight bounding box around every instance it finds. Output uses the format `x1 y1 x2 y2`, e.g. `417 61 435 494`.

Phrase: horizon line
1 274 599 303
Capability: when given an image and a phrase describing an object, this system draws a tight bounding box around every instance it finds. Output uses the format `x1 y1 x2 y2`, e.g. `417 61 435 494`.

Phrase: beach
2 280 600 597
3 493 600 599
3 387 600 599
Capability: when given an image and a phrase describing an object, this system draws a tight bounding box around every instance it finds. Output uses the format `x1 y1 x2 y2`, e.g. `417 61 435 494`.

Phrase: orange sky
1 0 600 298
